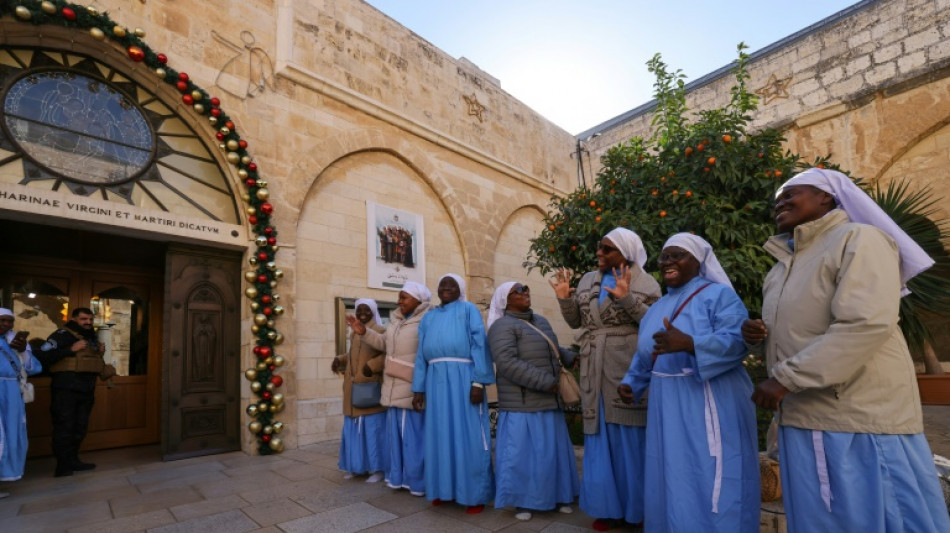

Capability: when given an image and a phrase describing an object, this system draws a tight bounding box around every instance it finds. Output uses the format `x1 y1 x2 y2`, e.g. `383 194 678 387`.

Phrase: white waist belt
652 367 722 513
428 357 472 364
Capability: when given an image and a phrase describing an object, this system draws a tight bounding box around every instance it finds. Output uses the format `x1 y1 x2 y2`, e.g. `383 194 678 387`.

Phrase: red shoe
431 498 445 506
592 518 620 531
466 505 485 514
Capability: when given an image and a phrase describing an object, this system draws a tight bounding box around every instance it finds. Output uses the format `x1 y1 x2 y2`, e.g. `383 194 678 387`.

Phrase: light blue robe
384 406 425 493
1 333 42 481
337 411 387 475
622 277 760 533
412 300 494 506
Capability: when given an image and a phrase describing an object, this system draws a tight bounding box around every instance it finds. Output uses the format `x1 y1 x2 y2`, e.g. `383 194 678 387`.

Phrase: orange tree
527 44 827 314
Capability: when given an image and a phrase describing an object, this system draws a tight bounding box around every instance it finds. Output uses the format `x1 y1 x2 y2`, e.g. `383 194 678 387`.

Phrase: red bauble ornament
262 434 272 443
257 274 268 283
216 132 225 141
267 237 276 246
263 307 273 316
210 97 220 107
210 108 221 117
257 252 269 261
156 53 168 64
261 295 272 304
269 365 276 371
238 140 248 149
176 80 188 92
259 346 272 358
248 216 258 224
270 375 283 387
248 162 258 172
260 203 274 215
253 346 263 356
182 94 194 105
178 72 189 82
245 179 256 187
264 227 274 235
62 7 76 20
127 46 145 62
262 391 272 400
225 120 235 130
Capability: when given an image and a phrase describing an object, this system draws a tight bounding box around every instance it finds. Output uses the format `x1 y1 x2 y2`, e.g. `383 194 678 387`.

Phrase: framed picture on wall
366 201 426 290
334 297 398 356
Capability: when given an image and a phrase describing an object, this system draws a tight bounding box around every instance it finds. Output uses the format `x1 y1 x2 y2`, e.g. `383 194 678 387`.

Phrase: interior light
28 292 36 298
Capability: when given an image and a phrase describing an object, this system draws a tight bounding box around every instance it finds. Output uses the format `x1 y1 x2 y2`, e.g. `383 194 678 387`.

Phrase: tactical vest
49 329 105 374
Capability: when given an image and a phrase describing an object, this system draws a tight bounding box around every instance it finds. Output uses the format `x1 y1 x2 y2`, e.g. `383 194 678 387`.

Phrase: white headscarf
663 233 733 288
440 273 467 302
354 298 382 325
777 168 934 290
604 227 648 268
0 308 12 318
487 281 518 329
400 281 431 304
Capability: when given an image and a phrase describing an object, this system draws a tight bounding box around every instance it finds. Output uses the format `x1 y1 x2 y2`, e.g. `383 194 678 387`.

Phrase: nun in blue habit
620 234 760 533
411 273 494 513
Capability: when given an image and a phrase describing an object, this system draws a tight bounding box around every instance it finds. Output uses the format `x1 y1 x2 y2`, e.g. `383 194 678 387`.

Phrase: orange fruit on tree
703 167 710 172
651 189 659 196
707 156 716 166
659 210 667 218
595 216 601 222
610 189 615 194
685 190 693 197
672 190 679 195
571 245 577 251
589 200 597 207
548 246 555 252
722 134 732 143
697 144 705 151
597 207 602 212
774 170 783 178
549 224 556 231
817 164 825 169
685 147 694 156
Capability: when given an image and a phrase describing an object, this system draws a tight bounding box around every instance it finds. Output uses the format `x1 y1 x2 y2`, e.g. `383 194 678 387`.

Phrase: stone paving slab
68 509 177 533
276 501 397 533
146 509 260 533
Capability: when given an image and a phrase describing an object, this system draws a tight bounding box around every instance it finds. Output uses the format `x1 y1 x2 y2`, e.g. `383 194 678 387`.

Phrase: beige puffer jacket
363 301 431 409
757 209 923 434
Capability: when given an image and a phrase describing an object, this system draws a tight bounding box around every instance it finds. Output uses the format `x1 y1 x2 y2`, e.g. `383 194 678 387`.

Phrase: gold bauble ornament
245 287 258 299
245 271 257 282
134 27 146 38
248 421 262 433
257 180 268 188
113 26 127 38
263 425 274 435
269 280 278 288
241 156 252 165
259 401 269 411
191 90 203 101
90 28 106 41
246 206 257 216
274 270 284 280
256 361 267 371
271 245 279 253
250 302 260 311
264 356 274 365
273 421 284 433
40 1 56 14
156 68 167 78
242 193 251 203
274 333 285 345
14 6 31 19
273 306 285 316
250 381 262 392
218 143 226 151
255 236 268 247
219 127 230 135
265 382 275 391
269 437 284 452
269 404 279 413
86 6 99 16
244 369 258 380
272 393 284 405
272 293 281 300
266 319 276 328
251 325 260 334
249 257 258 266
266 331 277 340
193 103 205 114
266 261 277 271
209 116 218 126
256 188 269 201
254 314 268 326
227 152 241 165
273 355 285 367
227 140 239 151
238 169 248 179
246 404 259 416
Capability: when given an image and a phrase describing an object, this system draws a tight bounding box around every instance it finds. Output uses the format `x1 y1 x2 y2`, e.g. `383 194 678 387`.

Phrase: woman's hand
412 392 425 411
345 315 367 335
617 383 634 404
741 319 768 344
331 357 343 374
470 385 484 404
548 268 575 299
752 378 789 411
362 364 374 377
651 317 694 357
604 264 632 299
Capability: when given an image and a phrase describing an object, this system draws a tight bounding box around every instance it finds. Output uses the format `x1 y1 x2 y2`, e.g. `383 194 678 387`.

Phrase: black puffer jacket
487 310 576 412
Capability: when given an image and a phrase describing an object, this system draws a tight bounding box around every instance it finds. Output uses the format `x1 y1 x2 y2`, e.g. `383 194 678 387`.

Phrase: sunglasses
598 244 619 254
509 285 530 295
657 250 691 263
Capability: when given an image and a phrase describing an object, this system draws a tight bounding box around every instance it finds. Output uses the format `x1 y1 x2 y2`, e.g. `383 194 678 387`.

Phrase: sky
365 0 863 135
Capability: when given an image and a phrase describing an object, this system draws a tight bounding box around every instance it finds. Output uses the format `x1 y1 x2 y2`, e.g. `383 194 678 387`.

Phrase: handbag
518 319 581 407
384 356 414 382
19 379 35 404
351 381 382 408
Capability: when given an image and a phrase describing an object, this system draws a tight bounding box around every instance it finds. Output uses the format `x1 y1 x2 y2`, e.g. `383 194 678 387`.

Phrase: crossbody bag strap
670 282 713 324
518 318 564 370
0 337 24 381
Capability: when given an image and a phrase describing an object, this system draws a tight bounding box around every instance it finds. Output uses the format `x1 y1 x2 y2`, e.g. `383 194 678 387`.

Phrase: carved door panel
164 245 241 460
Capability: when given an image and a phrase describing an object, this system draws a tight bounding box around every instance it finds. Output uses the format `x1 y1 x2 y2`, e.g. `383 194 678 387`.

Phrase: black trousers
50 387 96 467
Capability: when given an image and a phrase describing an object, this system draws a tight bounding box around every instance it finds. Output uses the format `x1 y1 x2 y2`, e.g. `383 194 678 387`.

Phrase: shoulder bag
1 339 34 403
518 319 581 406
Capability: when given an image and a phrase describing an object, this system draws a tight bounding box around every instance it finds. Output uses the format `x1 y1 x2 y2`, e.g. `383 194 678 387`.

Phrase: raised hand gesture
548 268 575 299
345 314 366 335
603 264 632 299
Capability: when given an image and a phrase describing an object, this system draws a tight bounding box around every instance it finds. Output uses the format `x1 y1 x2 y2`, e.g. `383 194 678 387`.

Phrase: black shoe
71 461 96 471
54 468 73 477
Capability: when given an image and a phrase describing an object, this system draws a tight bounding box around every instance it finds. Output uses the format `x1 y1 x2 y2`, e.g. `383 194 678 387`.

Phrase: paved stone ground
0 406 946 533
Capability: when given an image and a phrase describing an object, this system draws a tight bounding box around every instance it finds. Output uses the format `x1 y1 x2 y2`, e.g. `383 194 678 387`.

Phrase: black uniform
36 321 101 476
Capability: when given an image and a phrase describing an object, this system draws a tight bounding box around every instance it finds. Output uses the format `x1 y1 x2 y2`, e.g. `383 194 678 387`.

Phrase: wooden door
163 245 241 460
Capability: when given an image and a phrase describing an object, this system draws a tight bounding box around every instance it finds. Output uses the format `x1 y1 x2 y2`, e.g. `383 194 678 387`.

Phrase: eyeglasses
509 285 530 295
598 244 619 254
657 250 691 263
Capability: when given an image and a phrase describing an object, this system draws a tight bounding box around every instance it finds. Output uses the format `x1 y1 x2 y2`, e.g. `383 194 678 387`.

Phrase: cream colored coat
756 209 923 434
335 322 386 417
363 302 430 410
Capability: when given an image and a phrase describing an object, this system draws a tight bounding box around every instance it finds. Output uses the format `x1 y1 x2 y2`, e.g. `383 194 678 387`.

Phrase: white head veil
440 273 467 302
604 227 648 269
663 233 733 288
0 308 12 318
400 281 431 304
777 168 934 291
354 298 382 325
487 281 518 329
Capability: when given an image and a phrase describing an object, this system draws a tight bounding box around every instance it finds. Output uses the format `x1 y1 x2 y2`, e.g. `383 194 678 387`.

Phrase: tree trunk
922 340 946 375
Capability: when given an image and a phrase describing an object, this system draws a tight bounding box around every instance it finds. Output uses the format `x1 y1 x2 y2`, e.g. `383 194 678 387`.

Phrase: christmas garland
2 0 286 454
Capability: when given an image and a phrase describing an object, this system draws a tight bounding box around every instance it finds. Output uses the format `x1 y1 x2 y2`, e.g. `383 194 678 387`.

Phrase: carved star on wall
756 74 792 105
463 93 486 122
